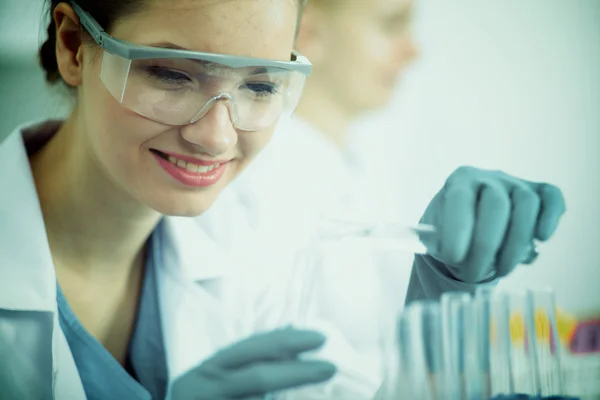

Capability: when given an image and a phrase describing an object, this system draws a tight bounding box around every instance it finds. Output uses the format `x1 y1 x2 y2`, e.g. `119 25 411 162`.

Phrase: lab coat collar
0 121 58 312
0 119 228 311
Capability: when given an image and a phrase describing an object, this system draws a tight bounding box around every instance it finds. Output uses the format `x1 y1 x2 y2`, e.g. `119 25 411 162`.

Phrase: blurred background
0 0 71 134
352 0 600 319
0 0 598 385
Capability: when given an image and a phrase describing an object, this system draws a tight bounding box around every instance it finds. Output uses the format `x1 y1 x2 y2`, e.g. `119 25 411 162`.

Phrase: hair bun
39 18 61 84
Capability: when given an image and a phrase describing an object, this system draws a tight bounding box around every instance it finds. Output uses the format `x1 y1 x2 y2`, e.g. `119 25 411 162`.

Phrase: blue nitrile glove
171 327 337 400
419 166 566 283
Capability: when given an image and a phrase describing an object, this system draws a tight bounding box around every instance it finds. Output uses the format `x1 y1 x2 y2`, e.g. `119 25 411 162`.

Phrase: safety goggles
71 2 312 131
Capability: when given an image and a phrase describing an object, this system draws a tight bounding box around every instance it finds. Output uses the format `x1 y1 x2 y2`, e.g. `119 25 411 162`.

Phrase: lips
150 149 229 188
152 150 221 173
150 149 228 171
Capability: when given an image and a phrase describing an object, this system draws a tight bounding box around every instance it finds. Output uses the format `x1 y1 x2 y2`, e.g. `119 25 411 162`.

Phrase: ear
295 5 329 65
54 3 86 87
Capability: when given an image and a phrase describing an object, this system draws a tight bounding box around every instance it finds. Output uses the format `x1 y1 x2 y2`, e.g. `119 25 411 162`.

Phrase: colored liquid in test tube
395 301 445 400
388 289 579 400
474 287 577 400
528 288 564 396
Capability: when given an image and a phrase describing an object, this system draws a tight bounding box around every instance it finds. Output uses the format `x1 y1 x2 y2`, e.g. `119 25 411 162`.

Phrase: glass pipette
316 216 540 264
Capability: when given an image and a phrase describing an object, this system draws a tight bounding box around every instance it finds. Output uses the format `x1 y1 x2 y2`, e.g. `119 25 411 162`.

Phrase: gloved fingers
417 192 443 251
496 186 541 277
462 181 511 283
437 178 477 265
533 183 566 241
227 360 337 398
203 328 326 370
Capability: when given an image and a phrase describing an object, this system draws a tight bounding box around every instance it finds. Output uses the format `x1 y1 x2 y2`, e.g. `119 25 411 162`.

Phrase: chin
148 192 221 217
359 97 392 114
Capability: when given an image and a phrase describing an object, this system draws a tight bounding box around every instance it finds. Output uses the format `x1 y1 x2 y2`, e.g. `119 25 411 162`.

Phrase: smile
151 150 221 172
150 149 229 188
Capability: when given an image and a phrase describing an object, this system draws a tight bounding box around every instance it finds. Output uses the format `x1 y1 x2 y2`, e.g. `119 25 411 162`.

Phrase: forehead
110 0 299 60
345 0 413 16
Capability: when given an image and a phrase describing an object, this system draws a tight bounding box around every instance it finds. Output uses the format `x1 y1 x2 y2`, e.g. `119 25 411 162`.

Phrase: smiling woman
36 0 307 218
0 0 377 399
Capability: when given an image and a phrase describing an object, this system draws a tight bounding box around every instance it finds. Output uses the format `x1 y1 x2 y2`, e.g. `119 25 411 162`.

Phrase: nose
180 100 238 156
390 30 419 73
400 32 419 64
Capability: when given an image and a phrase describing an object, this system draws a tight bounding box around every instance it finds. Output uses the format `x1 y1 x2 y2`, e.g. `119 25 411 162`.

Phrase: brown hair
40 1 145 85
40 0 309 85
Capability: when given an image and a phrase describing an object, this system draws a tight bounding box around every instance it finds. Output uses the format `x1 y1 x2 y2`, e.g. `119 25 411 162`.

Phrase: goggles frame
70 2 312 75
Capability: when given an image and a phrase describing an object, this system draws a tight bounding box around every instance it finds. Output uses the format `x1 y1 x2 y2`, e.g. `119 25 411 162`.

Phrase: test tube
474 286 496 400
315 216 435 254
440 291 472 399
461 297 488 400
499 291 541 397
507 290 539 395
316 217 540 263
395 301 445 400
394 310 416 400
479 288 517 396
528 287 564 396
441 291 491 400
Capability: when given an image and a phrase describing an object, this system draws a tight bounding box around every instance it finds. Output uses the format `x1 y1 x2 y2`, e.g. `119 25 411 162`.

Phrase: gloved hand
419 166 566 283
171 327 337 400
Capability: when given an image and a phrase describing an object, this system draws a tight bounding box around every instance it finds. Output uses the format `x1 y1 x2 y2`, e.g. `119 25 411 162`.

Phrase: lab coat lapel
155 217 242 383
0 124 86 399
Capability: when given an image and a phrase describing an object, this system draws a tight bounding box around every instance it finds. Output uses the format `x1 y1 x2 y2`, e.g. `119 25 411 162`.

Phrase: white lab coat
0 121 381 399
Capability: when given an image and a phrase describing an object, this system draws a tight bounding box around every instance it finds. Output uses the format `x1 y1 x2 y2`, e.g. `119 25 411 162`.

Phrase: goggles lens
100 51 307 131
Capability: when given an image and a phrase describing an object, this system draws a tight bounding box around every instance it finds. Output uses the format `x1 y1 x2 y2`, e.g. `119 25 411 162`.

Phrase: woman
0 1 351 399
0 0 565 399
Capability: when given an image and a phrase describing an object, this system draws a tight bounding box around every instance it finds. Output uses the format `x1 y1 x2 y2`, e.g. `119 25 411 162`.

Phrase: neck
30 114 161 281
294 82 356 148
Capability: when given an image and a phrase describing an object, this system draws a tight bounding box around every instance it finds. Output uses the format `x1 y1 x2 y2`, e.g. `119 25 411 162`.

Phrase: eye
144 66 192 84
243 82 280 97
380 11 411 33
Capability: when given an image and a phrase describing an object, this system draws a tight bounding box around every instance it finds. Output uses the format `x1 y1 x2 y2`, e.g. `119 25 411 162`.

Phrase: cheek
236 127 275 168
358 32 396 71
85 88 134 159
330 29 389 81
81 71 164 187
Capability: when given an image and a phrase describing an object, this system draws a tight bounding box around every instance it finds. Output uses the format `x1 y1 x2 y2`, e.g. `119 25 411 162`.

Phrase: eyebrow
146 42 275 75
148 42 189 50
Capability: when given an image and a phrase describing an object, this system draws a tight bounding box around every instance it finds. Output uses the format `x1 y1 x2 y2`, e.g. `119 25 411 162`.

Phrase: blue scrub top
57 232 169 400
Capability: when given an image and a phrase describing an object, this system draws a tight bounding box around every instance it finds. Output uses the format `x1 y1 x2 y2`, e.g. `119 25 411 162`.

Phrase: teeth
165 153 221 173
186 163 199 173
